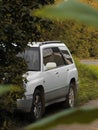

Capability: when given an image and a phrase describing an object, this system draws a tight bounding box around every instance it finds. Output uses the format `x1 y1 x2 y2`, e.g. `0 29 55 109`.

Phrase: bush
0 51 27 129
41 20 98 58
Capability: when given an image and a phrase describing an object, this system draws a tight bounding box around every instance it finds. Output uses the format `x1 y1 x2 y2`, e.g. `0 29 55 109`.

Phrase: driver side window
43 48 54 66
43 47 65 70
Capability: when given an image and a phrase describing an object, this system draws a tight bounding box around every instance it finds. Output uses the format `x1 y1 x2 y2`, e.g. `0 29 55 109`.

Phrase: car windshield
17 47 40 71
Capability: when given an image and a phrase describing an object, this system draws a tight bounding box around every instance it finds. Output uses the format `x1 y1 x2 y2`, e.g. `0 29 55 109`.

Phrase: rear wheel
64 83 76 108
30 89 44 121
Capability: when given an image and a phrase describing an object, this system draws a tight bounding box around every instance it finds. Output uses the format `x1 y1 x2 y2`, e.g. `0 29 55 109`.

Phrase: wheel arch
34 85 44 96
70 78 77 99
70 77 77 86
69 78 77 93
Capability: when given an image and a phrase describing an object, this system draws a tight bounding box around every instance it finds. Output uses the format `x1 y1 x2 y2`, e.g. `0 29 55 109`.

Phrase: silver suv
17 41 78 121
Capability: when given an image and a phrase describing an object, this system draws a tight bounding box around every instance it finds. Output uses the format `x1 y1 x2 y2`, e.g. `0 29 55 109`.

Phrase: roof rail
39 41 62 46
44 41 61 44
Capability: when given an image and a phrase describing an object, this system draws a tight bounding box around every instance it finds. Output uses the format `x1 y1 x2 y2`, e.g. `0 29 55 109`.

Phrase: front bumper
17 96 33 112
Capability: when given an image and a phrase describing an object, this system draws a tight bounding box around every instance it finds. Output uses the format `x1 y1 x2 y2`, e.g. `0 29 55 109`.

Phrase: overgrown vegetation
75 58 98 105
0 0 54 129
0 0 98 129
41 20 98 58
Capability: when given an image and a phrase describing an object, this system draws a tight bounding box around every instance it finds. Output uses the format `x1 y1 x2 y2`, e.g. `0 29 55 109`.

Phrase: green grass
75 58 98 105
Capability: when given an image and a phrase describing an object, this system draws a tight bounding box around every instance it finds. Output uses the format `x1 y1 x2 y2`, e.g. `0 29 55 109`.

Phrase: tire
30 89 44 121
64 83 76 108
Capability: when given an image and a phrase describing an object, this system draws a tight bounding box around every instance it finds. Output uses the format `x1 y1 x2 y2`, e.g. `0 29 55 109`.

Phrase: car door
43 47 68 103
42 47 60 103
58 46 74 93
52 47 69 98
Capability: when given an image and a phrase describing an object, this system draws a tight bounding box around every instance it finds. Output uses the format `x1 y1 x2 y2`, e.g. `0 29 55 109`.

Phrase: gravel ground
80 59 98 65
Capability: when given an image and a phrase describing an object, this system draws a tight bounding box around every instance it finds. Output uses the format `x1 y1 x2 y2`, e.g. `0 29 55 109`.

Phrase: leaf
25 107 98 130
33 0 98 28
0 85 13 95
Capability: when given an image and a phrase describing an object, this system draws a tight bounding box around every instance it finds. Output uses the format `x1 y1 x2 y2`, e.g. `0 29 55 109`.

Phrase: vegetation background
0 0 98 130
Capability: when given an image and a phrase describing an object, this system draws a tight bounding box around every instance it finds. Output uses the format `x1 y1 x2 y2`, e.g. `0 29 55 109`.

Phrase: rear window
17 47 40 71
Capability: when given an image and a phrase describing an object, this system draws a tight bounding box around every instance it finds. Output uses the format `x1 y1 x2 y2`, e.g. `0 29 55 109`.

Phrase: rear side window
59 46 73 65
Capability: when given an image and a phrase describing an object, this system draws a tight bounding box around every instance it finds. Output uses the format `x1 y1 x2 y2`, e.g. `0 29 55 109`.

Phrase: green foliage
0 0 98 129
0 85 12 95
25 108 98 130
0 0 55 102
41 20 98 58
0 85 24 112
0 0 55 85
0 85 20 130
0 0 54 54
34 0 98 27
33 0 98 58
0 0 55 129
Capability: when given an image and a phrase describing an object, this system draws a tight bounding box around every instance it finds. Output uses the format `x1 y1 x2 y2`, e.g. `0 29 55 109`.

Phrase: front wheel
30 89 44 121
64 83 76 108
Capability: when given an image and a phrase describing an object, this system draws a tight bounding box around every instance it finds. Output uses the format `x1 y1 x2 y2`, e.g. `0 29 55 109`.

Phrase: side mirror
45 62 57 70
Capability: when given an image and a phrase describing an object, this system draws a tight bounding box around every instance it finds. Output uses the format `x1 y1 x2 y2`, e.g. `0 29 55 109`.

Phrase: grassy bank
75 58 98 105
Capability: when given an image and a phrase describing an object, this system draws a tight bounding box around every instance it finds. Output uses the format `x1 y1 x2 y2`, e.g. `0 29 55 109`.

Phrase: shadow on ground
13 102 65 130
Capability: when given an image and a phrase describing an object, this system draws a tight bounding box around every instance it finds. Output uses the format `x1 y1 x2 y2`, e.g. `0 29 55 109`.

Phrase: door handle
56 72 59 75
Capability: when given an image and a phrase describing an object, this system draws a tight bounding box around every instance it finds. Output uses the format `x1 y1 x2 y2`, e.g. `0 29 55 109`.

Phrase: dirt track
14 99 98 130
51 99 98 130
51 122 98 130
